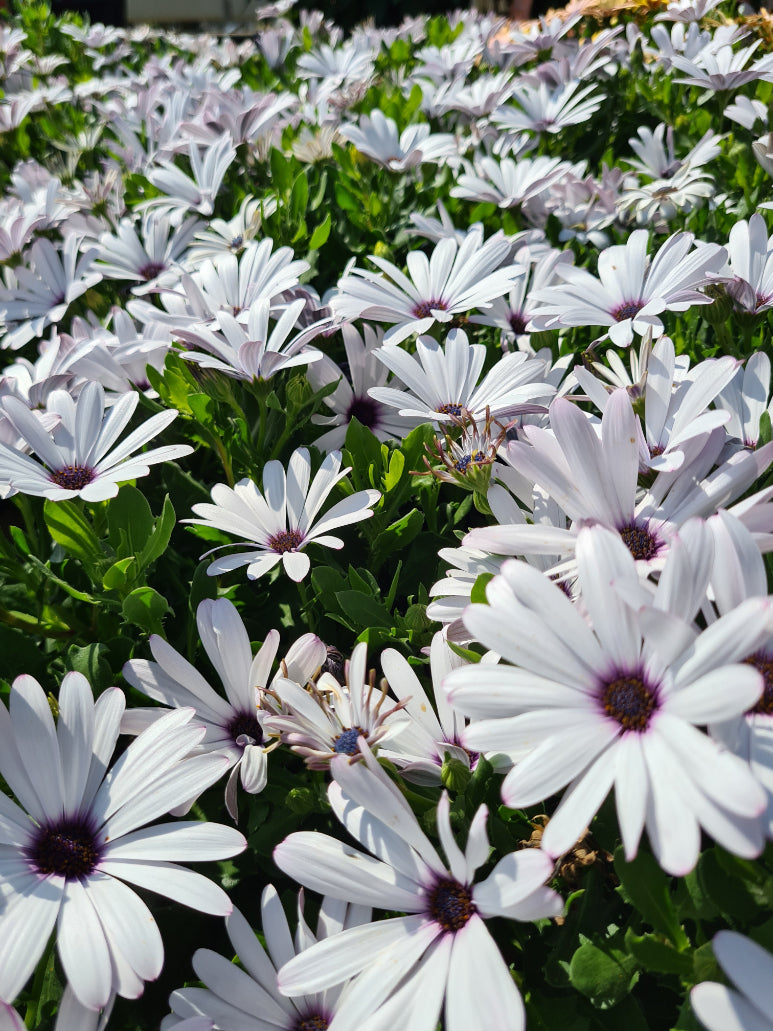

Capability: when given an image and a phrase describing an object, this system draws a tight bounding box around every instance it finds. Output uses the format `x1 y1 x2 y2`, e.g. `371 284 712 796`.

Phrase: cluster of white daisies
2 0 773 1028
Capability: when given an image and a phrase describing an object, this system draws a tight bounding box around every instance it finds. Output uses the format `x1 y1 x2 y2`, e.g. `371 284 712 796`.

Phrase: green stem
24 934 56 1029
0 607 73 639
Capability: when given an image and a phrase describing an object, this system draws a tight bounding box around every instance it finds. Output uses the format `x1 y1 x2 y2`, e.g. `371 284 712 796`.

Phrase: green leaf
108 484 154 555
102 556 137 591
138 495 176 570
67 642 114 691
623 929 693 977
335 590 392 630
371 509 424 567
470 572 494 605
43 499 103 571
614 847 689 950
334 181 359 213
121 587 170 636
270 147 291 193
384 449 405 492
290 172 309 223
569 937 639 1008
308 212 331 249
188 392 214 426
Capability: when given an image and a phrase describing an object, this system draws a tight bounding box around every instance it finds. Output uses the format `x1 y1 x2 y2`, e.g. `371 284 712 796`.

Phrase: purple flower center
436 402 464 418
744 652 773 715
346 395 381 430
321 646 345 683
600 671 659 732
139 260 166 280
612 300 644 323
427 877 476 932
267 528 304 554
27 818 102 879
508 310 528 334
49 464 95 490
619 522 660 562
412 298 448 319
230 235 244 252
295 1016 329 1031
227 711 263 746
333 726 364 754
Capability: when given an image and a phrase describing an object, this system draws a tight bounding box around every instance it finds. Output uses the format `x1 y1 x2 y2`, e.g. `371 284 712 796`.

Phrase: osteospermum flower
264 641 407 768
164 887 372 1030
0 672 246 1010
446 524 771 876
274 741 563 1031
122 598 326 820
185 447 380 581
0 381 193 501
330 228 523 347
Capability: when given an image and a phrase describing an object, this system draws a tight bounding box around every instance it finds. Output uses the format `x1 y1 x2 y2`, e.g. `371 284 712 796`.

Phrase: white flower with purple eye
122 598 327 821
445 523 771 876
164 886 372 1031
0 380 193 501
185 447 380 582
0 672 246 1011
274 741 562 1031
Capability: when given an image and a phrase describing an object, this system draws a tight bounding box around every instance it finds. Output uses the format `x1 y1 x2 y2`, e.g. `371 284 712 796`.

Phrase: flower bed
0 0 772 1027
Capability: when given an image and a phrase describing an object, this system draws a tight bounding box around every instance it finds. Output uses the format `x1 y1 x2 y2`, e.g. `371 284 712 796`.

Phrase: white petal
58 878 113 1010
98 859 233 915
446 916 525 1031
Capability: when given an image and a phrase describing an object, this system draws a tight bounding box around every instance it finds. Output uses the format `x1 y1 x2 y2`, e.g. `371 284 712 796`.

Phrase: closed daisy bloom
0 672 246 1011
446 523 771 876
186 447 380 582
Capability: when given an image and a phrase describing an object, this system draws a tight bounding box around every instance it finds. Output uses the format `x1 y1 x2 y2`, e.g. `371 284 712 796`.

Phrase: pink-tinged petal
101 753 231 840
330 753 446 877
1 395 64 470
11 674 64 819
104 821 246 861
74 381 106 465
192 949 289 1026
0 879 62 1002
642 732 701 876
82 688 125 812
615 734 648 861
306 490 380 539
282 550 310 581
0 699 48 824
239 745 267 794
58 878 113 1010
435 792 466 884
446 916 525 1031
673 598 773 686
0 1002 25 1031
278 916 430 995
691 982 771 1031
87 390 137 465
93 407 178 470
57 672 95 816
540 748 619 858
575 526 641 669
225 904 289 1009
474 849 560 920
713 930 773 1020
98 859 233 915
666 666 763 724
601 389 640 527
497 717 617 806
274 832 420 910
260 882 295 974
245 553 283 579
463 804 491 883
85 873 164 985
328 783 433 887
551 396 626 524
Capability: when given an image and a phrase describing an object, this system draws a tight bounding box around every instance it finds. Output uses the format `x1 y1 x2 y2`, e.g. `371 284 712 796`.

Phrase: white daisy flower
274 741 562 1031
185 447 380 582
446 523 771 875
0 672 246 1010
339 110 457 172
0 381 193 501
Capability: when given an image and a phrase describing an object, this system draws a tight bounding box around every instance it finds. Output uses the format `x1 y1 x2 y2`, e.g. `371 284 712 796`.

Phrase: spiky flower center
346 395 381 429
612 300 644 322
601 672 658 732
412 298 448 319
454 449 487 473
619 523 659 561
228 711 263 746
267 528 304 554
744 653 773 715
436 402 464 418
295 1016 329 1031
333 726 364 754
49 464 95 490
28 818 101 879
427 877 476 932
